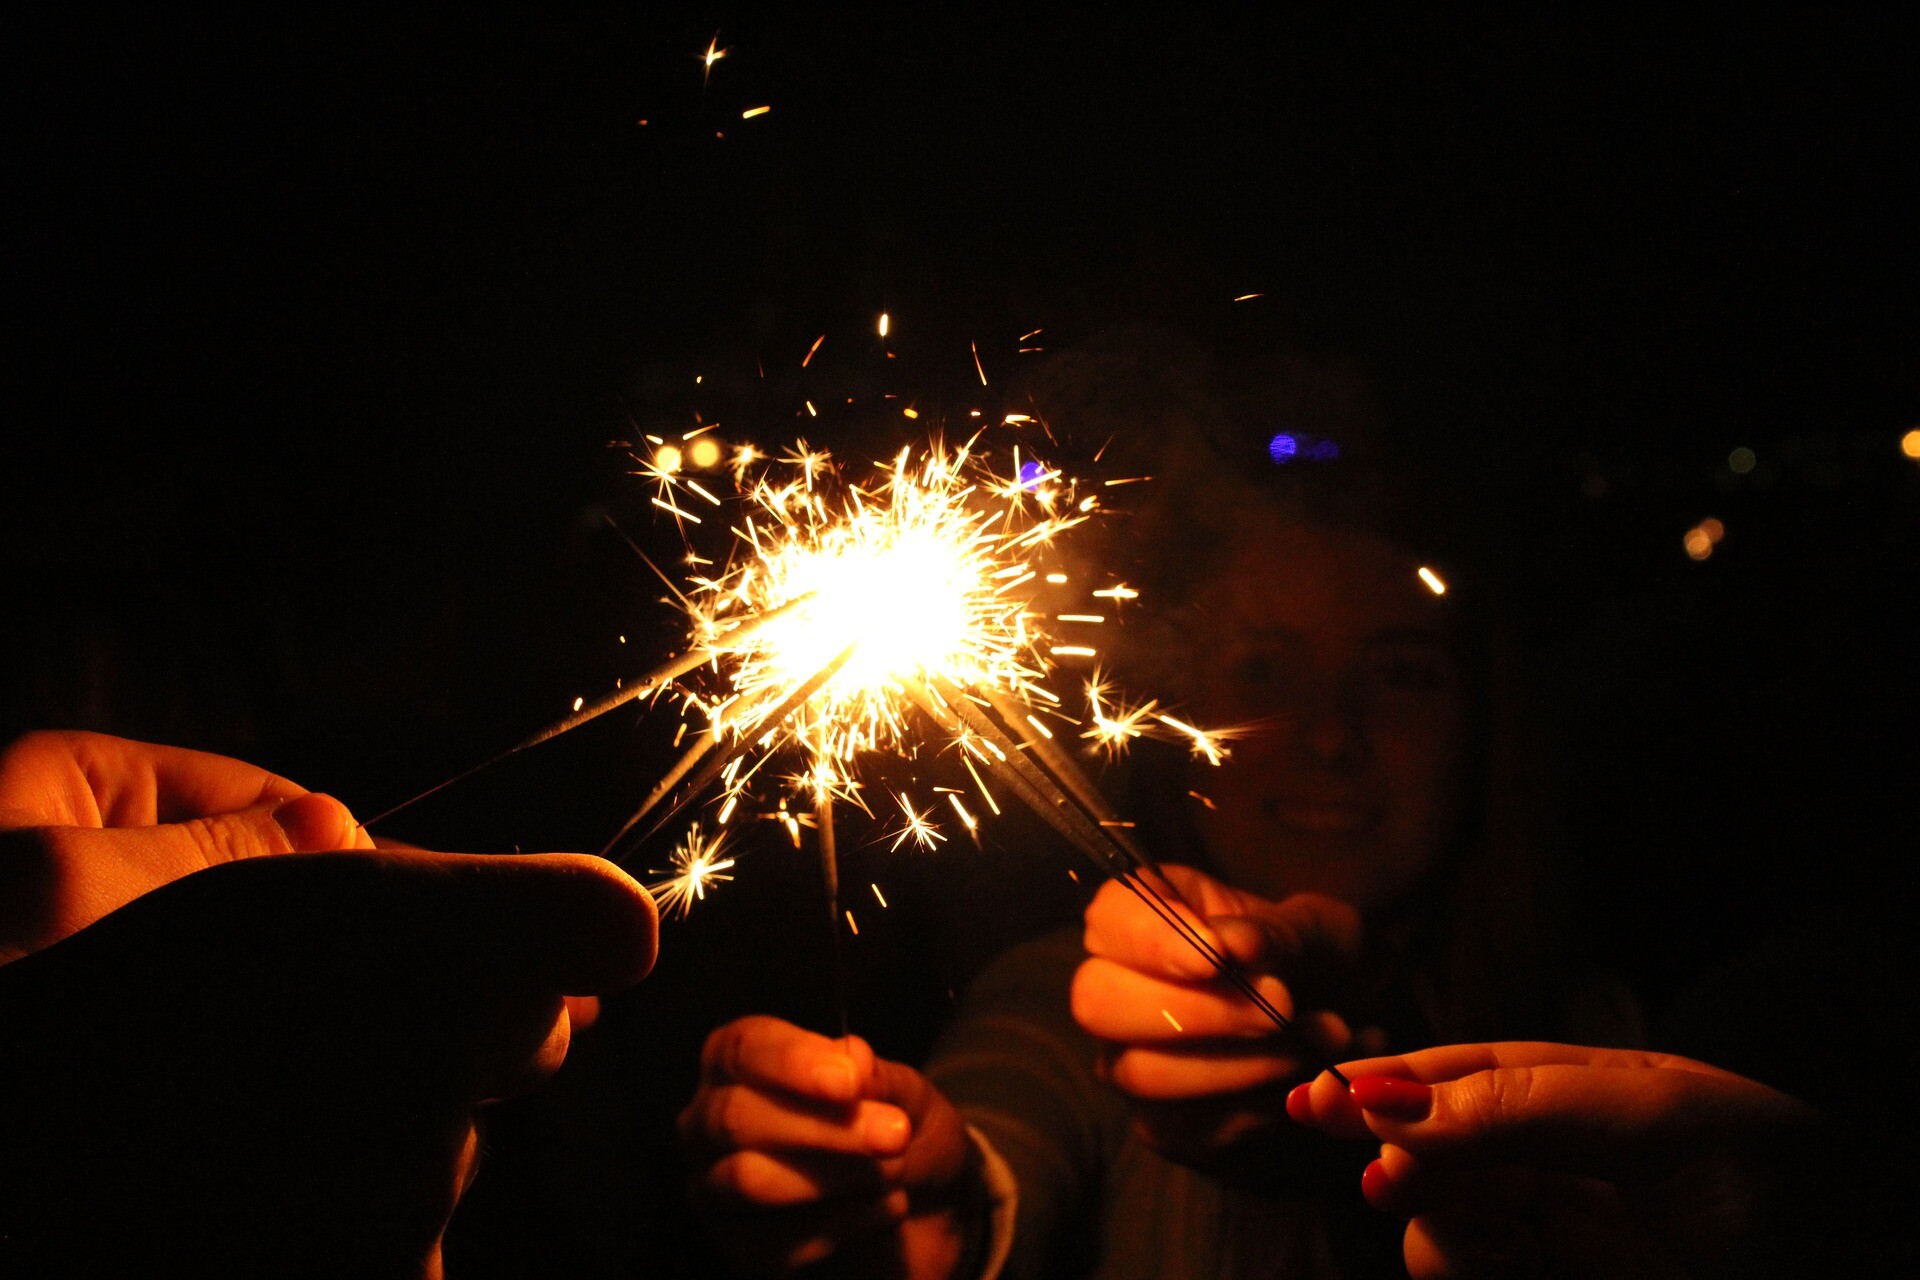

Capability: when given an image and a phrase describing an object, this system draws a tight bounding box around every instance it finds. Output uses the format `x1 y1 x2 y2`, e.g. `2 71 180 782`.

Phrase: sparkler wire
606 643 859 867
933 678 1348 1083
817 794 850 1039
361 593 817 831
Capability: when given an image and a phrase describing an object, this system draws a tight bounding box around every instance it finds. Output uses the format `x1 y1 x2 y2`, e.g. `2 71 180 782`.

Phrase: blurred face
1182 518 1467 916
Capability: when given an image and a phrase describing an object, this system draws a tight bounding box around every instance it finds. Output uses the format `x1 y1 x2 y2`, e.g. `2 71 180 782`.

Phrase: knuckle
1480 1066 1538 1126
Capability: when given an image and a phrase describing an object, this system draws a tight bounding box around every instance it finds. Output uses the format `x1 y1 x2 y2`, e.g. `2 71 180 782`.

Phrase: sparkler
369 414 1334 1075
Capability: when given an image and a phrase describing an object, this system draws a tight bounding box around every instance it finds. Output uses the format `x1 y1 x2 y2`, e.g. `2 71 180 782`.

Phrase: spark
600 433 1230 920
889 793 947 850
1161 1008 1185 1031
845 909 859 935
946 792 978 833
742 105 771 119
802 334 826 368
1232 293 1264 302
878 313 890 338
701 33 727 83
1417 566 1447 596
971 341 988 385
1158 714 1229 766
573 696 585 712
1187 789 1217 810
648 823 736 918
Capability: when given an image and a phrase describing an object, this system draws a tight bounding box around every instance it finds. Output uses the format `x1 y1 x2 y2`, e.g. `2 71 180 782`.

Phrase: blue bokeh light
1018 459 1046 491
1268 432 1339 464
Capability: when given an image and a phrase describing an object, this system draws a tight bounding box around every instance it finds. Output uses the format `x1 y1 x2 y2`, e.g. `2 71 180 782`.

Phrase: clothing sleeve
924 926 1122 1280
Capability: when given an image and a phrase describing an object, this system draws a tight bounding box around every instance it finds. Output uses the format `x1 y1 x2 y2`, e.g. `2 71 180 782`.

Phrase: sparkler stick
816 793 850 1038
606 643 859 866
361 593 817 830
981 685 1151 866
929 678 1346 1081
596 727 721 858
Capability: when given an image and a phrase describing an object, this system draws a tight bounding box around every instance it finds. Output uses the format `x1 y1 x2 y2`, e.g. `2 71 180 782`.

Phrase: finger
1362 1142 1425 1215
475 996 572 1103
1083 872 1229 981
867 1056 969 1189
3 794 373 957
198 848 658 995
1211 891 1364 978
1106 1043 1303 1100
1335 1041 1740 1088
702 1148 889 1208
563 995 601 1031
1287 1068 1374 1140
1072 955 1293 1040
681 1084 911 1160
0 730 307 830
701 1015 877 1104
1354 1061 1811 1183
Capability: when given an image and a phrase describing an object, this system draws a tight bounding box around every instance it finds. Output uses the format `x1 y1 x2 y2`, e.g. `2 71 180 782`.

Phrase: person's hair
1024 326 1637 1045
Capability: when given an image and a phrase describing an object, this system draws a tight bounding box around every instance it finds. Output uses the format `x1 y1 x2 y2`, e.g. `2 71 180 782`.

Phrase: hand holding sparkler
1073 863 1384 1171
681 1016 981 1279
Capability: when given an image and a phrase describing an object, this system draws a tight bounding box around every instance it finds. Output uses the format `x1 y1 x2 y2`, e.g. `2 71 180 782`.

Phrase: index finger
0 731 307 830
1083 875 1226 982
1337 1041 1739 1087
701 1015 876 1105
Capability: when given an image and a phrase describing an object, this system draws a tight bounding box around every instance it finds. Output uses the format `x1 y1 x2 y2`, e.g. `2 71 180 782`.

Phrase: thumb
1360 1064 1812 1185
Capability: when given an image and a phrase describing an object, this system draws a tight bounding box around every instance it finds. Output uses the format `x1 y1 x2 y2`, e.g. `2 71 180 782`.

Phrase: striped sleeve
925 927 1122 1280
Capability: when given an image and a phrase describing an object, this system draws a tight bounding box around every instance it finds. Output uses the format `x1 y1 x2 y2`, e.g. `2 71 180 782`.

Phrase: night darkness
5 10 1916 1276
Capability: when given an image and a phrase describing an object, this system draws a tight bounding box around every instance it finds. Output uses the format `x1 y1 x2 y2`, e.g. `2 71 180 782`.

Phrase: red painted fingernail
1285 1082 1313 1124
1360 1158 1393 1211
1349 1076 1431 1119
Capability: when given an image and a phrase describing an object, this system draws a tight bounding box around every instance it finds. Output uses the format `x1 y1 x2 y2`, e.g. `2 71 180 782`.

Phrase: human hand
0 729 376 962
1289 1042 1825 1278
0 732 657 1277
680 1015 978 1278
1072 863 1379 1163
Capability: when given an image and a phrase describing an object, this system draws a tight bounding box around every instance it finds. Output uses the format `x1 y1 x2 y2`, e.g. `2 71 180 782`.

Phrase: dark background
5 10 1915 1275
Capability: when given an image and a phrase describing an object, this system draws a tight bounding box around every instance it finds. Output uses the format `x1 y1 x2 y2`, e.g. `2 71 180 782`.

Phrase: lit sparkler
368 416 1330 1075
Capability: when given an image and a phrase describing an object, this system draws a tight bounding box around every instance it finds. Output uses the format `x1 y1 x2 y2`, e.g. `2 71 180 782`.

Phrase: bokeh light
1683 527 1714 560
1268 432 1340 464
1728 446 1757 474
688 437 722 469
1901 428 1920 459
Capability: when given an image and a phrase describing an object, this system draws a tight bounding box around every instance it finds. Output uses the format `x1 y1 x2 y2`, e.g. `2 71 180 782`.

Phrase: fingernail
813 1055 859 1101
272 793 353 852
1349 1076 1431 1119
1285 1082 1313 1124
862 1106 910 1152
1360 1158 1393 1211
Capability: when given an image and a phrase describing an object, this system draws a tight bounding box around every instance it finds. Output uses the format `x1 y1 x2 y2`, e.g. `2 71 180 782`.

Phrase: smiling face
1180 516 1468 916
